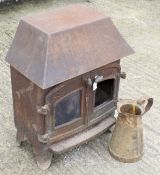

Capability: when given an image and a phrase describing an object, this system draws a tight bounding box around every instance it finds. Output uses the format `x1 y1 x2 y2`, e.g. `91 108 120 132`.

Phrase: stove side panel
10 66 49 146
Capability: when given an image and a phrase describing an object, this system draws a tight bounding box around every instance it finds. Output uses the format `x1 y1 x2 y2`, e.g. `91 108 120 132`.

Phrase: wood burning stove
6 5 134 169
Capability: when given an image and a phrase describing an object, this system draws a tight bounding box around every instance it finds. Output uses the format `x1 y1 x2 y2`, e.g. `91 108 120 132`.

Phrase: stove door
88 65 120 125
45 74 89 143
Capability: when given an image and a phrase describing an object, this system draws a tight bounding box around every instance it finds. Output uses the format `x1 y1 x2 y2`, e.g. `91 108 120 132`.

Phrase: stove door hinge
37 104 50 115
38 132 52 143
120 72 126 79
37 104 52 143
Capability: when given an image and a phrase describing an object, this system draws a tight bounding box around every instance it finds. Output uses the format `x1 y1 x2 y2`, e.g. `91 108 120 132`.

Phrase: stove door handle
92 75 104 91
94 75 104 83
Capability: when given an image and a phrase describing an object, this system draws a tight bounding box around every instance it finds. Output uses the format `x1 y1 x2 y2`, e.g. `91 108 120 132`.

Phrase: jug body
109 98 153 162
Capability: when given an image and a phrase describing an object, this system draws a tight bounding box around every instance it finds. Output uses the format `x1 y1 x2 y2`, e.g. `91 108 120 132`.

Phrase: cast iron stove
6 5 134 169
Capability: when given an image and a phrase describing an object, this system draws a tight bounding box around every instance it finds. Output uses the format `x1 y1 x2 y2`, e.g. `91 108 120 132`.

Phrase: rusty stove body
6 5 134 169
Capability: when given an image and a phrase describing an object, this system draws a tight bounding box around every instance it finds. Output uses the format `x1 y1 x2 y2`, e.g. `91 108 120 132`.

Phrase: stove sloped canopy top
6 5 134 89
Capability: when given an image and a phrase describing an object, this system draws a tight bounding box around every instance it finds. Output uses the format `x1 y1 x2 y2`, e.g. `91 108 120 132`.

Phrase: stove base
50 116 115 154
16 116 115 170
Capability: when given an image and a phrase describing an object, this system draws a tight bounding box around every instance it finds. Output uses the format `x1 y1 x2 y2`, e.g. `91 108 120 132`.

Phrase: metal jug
109 97 153 162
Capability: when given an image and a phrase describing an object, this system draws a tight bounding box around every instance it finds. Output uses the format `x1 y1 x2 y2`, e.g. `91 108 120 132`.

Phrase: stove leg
16 129 26 146
34 148 53 170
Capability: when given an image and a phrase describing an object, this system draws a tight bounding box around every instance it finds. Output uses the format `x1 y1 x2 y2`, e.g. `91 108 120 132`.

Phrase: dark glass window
95 79 114 107
55 90 81 126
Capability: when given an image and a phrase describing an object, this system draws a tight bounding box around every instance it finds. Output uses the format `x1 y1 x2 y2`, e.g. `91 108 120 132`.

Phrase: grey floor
0 0 160 174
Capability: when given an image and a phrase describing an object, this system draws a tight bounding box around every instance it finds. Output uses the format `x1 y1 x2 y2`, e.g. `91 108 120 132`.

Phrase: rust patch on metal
16 83 34 99
6 5 134 89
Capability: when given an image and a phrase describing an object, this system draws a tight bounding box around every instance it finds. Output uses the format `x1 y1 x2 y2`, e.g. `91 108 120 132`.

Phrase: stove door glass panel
95 79 114 107
55 90 81 126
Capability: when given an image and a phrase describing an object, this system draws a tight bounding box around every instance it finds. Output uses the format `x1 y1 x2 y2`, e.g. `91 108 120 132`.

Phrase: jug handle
137 97 153 115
